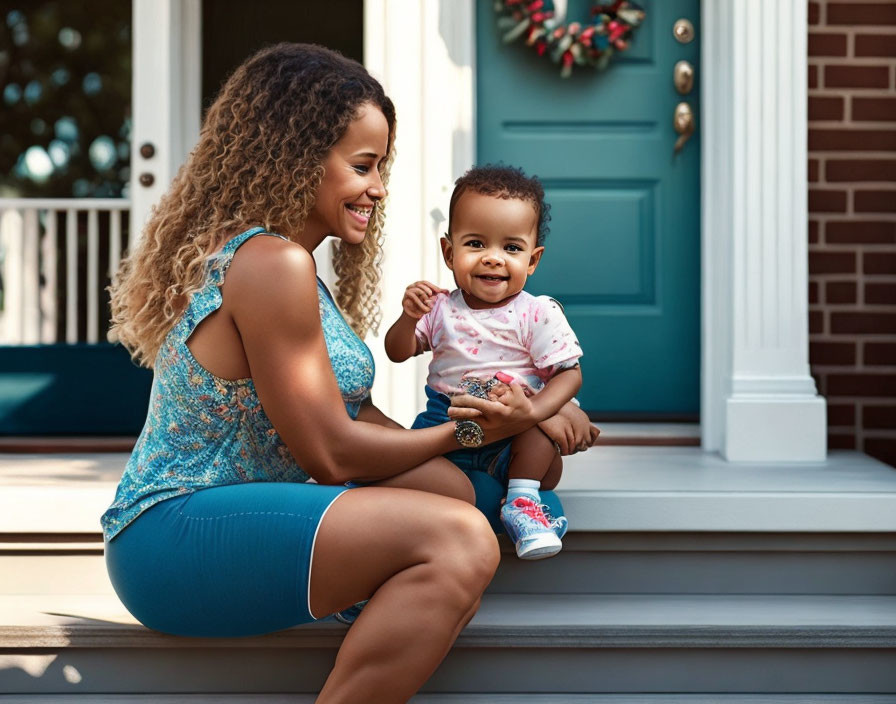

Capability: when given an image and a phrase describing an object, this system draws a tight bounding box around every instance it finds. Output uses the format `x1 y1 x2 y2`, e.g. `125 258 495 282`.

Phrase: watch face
455 420 484 448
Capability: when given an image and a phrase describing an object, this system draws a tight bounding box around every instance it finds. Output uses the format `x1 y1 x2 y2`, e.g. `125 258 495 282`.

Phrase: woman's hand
538 401 600 455
447 381 538 442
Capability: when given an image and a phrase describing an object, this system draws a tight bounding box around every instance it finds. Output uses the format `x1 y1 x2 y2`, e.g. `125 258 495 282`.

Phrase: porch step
3 448 896 535
4 593 896 648
4 530 896 597
1 593 895 694
3 449 896 598
2 449 895 696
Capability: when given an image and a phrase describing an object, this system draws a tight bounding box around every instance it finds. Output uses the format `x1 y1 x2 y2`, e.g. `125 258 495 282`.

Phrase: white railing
0 198 130 345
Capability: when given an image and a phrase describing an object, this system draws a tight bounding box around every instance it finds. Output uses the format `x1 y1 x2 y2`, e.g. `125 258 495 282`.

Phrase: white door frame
133 0 827 462
130 0 201 241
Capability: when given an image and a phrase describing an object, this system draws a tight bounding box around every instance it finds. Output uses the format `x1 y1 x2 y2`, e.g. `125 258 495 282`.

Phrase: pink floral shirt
415 289 582 395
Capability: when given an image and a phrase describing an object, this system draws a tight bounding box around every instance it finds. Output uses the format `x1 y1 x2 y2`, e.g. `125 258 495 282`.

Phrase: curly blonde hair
110 43 396 367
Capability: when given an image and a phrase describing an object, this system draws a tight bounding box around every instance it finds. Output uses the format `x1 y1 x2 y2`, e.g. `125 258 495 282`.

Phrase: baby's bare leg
503 428 565 559
508 426 563 488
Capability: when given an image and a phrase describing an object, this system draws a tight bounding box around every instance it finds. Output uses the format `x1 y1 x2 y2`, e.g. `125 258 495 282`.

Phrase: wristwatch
454 419 484 448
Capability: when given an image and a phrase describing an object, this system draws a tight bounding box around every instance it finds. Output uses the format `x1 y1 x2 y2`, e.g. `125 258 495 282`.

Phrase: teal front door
477 1 700 418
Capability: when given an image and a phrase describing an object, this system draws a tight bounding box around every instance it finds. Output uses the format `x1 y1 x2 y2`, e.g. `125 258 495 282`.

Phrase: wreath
495 0 647 77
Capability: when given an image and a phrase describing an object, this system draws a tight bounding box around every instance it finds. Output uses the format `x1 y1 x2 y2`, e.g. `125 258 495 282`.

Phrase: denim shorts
411 385 514 485
104 481 347 637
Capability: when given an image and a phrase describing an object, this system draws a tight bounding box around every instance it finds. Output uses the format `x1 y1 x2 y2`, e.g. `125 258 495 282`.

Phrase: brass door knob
673 18 695 44
674 60 694 95
673 102 695 154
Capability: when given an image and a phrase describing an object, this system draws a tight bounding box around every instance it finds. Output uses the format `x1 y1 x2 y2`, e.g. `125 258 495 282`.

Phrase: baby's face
442 191 543 309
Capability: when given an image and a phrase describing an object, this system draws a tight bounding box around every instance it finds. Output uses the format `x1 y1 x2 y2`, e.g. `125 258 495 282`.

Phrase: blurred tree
0 1 131 198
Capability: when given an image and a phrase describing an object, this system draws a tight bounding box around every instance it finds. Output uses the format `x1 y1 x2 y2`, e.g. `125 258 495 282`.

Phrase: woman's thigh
366 456 475 504
105 481 347 638
308 486 498 618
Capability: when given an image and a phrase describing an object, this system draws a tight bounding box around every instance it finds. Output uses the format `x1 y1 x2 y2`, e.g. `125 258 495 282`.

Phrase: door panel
477 0 700 417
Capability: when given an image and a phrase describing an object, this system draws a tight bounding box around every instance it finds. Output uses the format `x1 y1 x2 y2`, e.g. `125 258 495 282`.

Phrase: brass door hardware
673 18 695 44
673 102 695 154
674 60 694 95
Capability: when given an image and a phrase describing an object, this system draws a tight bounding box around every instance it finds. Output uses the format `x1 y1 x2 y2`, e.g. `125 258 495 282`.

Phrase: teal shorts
105 481 348 637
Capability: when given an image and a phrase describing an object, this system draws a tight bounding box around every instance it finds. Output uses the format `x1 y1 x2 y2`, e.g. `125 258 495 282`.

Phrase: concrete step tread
3 697 896 703
3 593 896 649
3 448 896 535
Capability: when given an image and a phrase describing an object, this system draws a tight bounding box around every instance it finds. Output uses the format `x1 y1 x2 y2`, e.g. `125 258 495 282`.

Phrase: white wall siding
364 0 475 426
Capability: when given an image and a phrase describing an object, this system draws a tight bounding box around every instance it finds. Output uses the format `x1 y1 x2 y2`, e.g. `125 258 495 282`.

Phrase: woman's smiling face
304 103 390 247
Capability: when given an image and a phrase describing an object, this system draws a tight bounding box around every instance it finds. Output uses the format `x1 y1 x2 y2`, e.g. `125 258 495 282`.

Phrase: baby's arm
528 366 583 423
538 401 600 455
384 280 447 362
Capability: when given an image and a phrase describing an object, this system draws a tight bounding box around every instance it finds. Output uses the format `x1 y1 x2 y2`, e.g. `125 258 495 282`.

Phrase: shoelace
510 497 551 527
538 503 559 523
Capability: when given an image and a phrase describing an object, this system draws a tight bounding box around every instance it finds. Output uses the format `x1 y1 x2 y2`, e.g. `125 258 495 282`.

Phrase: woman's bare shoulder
225 235 317 301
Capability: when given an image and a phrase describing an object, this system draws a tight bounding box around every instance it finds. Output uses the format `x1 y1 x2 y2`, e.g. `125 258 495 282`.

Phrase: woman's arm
226 239 533 485
355 397 404 429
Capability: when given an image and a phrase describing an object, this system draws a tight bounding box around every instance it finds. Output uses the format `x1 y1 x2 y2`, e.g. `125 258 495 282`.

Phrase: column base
724 396 827 462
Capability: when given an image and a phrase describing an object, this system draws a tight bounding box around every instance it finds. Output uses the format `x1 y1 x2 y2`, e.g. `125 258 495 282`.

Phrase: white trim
701 0 826 461
363 0 476 427
130 0 201 242
0 198 129 210
306 489 351 620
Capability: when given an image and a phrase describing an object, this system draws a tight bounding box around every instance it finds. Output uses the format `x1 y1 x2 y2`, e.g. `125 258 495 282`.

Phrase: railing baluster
66 208 78 344
0 207 6 343
41 211 58 344
87 209 99 344
0 198 129 346
109 209 122 279
107 210 123 344
0 209 24 344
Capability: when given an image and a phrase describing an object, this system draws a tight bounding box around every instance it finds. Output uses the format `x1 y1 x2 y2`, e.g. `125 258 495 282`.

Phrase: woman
102 43 596 702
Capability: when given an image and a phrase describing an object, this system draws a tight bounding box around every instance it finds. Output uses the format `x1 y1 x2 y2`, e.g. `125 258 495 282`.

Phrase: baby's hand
402 281 447 319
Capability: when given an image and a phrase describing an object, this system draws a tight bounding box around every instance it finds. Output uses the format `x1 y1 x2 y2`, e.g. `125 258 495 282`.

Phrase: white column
130 0 201 242
702 0 827 461
364 0 475 425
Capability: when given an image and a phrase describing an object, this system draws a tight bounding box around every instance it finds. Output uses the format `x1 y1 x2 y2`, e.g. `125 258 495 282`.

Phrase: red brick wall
809 1 896 467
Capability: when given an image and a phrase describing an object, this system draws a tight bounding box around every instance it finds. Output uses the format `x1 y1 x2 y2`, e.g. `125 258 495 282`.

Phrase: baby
385 165 583 559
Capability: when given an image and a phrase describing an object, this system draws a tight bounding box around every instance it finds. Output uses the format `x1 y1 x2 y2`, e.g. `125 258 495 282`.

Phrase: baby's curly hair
447 164 551 246
110 43 396 367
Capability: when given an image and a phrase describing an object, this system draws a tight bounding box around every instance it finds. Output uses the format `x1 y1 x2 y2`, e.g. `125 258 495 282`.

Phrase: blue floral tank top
101 227 374 540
